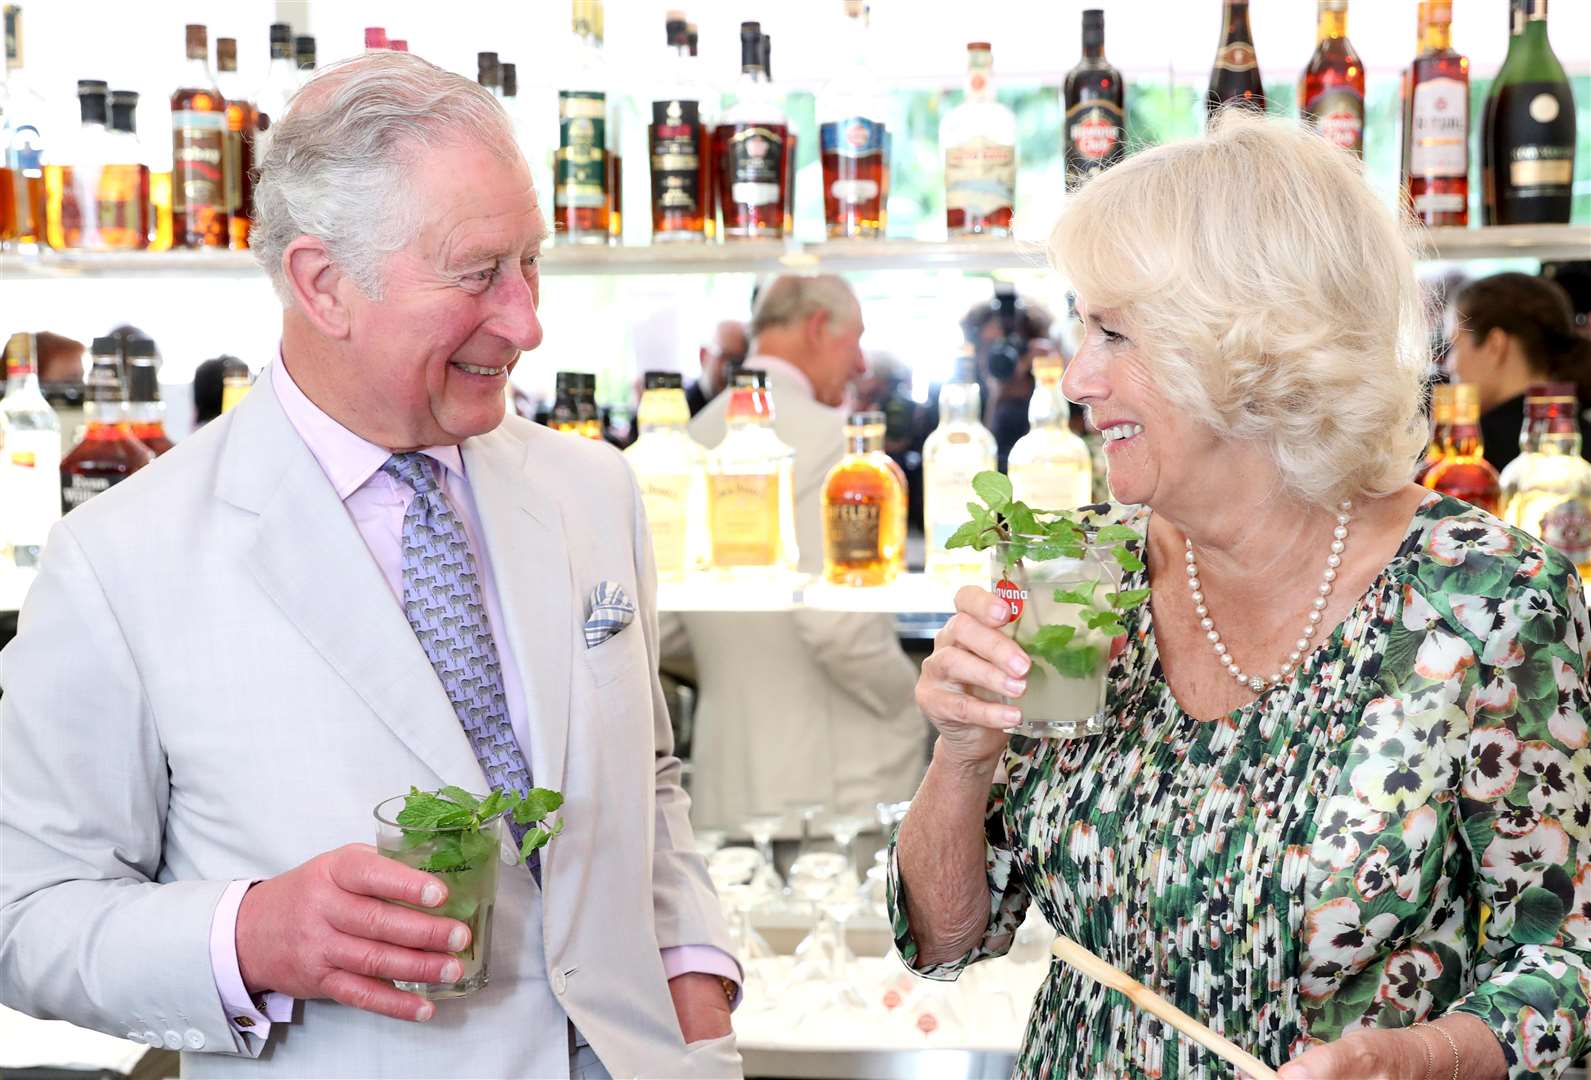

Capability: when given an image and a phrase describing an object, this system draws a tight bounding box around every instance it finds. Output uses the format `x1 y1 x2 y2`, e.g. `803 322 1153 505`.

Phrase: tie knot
382 452 441 495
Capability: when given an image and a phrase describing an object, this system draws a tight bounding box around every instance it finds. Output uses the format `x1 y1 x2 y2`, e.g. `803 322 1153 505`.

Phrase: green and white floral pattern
889 495 1591 1079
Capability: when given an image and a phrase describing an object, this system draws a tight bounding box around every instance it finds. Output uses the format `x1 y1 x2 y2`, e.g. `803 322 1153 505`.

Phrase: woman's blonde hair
1049 110 1430 508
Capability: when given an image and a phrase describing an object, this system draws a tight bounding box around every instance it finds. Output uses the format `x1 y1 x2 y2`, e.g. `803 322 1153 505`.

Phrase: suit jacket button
163 1030 183 1050
142 1030 161 1047
185 1028 207 1050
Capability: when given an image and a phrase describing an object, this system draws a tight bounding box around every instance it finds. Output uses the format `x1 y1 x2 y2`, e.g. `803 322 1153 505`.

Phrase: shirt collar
743 355 814 402
270 353 466 501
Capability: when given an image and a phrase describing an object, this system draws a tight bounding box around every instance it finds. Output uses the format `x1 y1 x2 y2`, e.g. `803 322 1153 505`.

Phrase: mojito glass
373 794 504 1000
992 537 1121 738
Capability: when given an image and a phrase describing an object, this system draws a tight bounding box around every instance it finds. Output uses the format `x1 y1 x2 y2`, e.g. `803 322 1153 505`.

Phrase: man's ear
804 308 831 348
282 236 354 340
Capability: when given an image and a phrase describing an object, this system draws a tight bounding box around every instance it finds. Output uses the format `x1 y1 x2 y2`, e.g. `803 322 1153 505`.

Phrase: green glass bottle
1482 0 1576 225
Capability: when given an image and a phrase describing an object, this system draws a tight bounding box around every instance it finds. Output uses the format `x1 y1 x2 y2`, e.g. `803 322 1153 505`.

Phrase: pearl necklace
1183 500 1354 695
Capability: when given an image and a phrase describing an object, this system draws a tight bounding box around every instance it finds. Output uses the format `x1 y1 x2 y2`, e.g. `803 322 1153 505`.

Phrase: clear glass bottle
924 347 997 581
555 0 611 245
2 3 47 250
1500 383 1591 580
1 332 61 569
648 13 709 243
100 90 150 250
1008 349 1093 514
43 79 112 250
823 411 905 586
60 337 155 515
715 22 788 242
817 1 888 240
941 42 1016 237
705 370 798 573
624 371 708 581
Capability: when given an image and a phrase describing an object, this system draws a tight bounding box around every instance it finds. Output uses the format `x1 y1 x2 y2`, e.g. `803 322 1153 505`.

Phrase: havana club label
171 110 226 217
556 91 608 210
649 99 703 218
1065 101 1124 166
1213 42 1257 72
994 578 1027 621
1411 77 1468 178
1305 86 1364 156
1541 498 1591 567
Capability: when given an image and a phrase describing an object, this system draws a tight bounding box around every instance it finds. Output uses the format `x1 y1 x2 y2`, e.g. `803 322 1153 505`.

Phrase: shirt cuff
660 945 744 1009
209 879 296 1037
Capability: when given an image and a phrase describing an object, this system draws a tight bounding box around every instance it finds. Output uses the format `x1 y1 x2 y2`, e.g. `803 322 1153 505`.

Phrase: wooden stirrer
1051 934 1281 1080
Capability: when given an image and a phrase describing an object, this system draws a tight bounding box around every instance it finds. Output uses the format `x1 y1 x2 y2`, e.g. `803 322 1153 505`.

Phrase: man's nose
488 271 543 352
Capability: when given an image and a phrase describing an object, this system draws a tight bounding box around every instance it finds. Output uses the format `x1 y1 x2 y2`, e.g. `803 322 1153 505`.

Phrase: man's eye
522 254 541 270
466 268 498 286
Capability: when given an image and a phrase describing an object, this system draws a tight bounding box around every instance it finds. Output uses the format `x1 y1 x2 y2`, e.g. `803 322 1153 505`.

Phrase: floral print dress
889 494 1591 1079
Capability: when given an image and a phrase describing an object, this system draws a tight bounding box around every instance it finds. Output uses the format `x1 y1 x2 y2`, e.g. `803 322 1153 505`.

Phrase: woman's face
1447 321 1506 402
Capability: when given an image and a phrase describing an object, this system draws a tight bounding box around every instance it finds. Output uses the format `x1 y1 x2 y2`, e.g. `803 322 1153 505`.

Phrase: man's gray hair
252 52 518 303
750 274 861 338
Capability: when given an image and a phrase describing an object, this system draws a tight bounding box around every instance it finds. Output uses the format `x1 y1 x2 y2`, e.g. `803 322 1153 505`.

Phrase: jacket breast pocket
583 621 648 689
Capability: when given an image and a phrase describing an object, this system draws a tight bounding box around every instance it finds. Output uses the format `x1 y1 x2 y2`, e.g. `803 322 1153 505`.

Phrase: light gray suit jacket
663 362 925 836
0 374 739 1078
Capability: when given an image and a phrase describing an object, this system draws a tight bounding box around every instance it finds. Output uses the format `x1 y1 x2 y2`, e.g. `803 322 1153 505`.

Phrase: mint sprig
946 471 1150 680
398 785 565 873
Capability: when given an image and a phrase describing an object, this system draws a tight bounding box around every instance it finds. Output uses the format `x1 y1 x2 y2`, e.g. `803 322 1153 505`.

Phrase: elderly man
686 319 748 416
0 54 739 1080
666 275 926 841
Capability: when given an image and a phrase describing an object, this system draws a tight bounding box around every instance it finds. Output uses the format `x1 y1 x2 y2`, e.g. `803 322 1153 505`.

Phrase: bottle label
1213 42 1257 72
638 474 690 576
708 473 780 565
1496 85 1576 203
1411 77 1468 178
649 99 702 219
727 126 785 210
819 118 885 160
172 110 226 215
827 502 882 564
1305 86 1364 154
1066 101 1124 163
61 472 113 512
556 91 608 210
1541 498 1591 566
945 137 1016 217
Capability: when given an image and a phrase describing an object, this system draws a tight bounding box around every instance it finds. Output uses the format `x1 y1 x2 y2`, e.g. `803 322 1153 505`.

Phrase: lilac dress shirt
207 360 739 1038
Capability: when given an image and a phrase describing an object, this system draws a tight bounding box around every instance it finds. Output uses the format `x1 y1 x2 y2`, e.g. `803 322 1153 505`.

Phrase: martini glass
741 813 788 899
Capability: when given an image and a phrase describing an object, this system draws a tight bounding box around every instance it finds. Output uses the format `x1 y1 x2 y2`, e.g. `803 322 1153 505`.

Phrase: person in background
853 350 924 538
686 320 748 417
1448 271 1591 473
662 274 926 851
192 356 227 427
959 290 1056 471
1543 260 1591 340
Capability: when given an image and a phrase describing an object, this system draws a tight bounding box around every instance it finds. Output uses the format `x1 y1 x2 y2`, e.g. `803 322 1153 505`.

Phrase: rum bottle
2 3 46 250
100 90 151 250
216 37 255 249
1482 0 1576 225
624 371 708 581
125 339 173 456
555 0 611 245
1007 349 1092 514
1299 0 1364 157
43 80 112 250
705 370 798 572
1415 382 1455 484
60 337 155 514
941 43 1015 236
1500 384 1591 579
823 411 905 587
0 332 60 569
170 23 229 249
1063 10 1125 191
648 14 709 243
1207 1 1265 123
817 1 889 239
924 347 996 581
254 24 298 137
1404 0 1469 226
715 23 788 241
1425 384 1500 514
549 371 580 433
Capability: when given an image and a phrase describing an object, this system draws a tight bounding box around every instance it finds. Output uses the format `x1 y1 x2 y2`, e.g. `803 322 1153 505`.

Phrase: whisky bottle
294 35 317 85
60 337 155 514
1425 384 1500 514
3 3 46 250
1500 384 1591 579
0 332 60 569
1415 382 1455 485
941 43 1015 237
43 80 112 250
1007 349 1092 514
624 371 708 581
715 23 788 241
1207 1 1265 123
255 25 298 137
817 0 889 239
1482 0 1576 225
648 13 709 243
100 90 150 250
687 23 718 241
1063 10 1125 191
1480 2 1526 223
218 355 251 414
760 34 798 240
1299 0 1364 158
1404 0 1469 226
216 37 255 249
575 373 603 440
823 411 906 587
555 0 611 245
924 347 996 581
170 23 229 249
125 339 173 456
550 372 580 433
705 370 798 572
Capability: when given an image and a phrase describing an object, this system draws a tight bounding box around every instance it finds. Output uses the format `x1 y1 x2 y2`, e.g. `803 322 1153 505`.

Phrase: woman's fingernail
448 925 469 952
416 1002 435 1022
1005 678 1027 696
989 603 1008 623
440 960 463 982
1008 653 1030 676
1000 708 1022 727
420 883 444 907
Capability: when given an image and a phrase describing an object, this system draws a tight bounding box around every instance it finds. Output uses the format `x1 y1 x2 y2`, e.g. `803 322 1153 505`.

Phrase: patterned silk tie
382 452 539 879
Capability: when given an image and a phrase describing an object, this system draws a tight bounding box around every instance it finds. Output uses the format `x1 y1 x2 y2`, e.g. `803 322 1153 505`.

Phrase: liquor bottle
2 3 46 249
1415 382 1454 484
216 37 255 249
294 35 317 84
255 24 299 135
759 33 797 240
941 42 1015 237
649 13 709 243
218 355 251 413
0 332 60 570
606 92 623 244
1063 10 1126 191
1207 1 1265 122
1424 384 1500 514
550 371 580 433
575 373 603 440
1007 349 1093 513
170 24 229 249
555 0 611 245
43 80 111 250
823 410 906 587
705 370 798 572
1404 0 1469 226
501 63 517 105
125 339 173 456
478 52 502 98
99 90 151 250
817 0 889 239
1482 0 1576 225
924 347 997 581
624 371 708 581
688 22 716 241
716 23 788 241
60 337 155 515
1500 384 1591 579
1299 0 1365 158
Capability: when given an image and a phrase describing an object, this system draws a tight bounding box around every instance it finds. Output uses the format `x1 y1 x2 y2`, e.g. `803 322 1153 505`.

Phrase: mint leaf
1110 587 1151 610
1053 581 1099 606
1032 624 1076 651
1094 524 1141 544
476 789 511 821
944 522 982 550
1003 503 1040 539
460 827 500 869
972 471 1012 513
1052 642 1103 680
520 828 553 861
418 835 470 873
513 788 565 825
397 794 462 831
440 786 480 810
1084 609 1123 631
1112 547 1146 573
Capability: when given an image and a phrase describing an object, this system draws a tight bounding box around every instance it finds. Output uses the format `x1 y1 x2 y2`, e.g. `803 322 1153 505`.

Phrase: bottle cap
1082 9 1105 47
185 24 207 61
847 410 885 427
501 62 517 96
645 371 683 390
77 80 109 125
732 370 768 389
295 35 316 68
1430 382 1456 423
739 21 762 70
127 360 161 404
110 89 139 108
216 37 238 71
477 51 500 87
389 39 409 52
686 24 699 55
123 337 157 360
665 11 688 44
91 335 121 357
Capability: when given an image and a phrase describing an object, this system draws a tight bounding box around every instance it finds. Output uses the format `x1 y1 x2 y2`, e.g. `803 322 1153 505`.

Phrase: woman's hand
916 586 1031 770
1276 1029 1428 1080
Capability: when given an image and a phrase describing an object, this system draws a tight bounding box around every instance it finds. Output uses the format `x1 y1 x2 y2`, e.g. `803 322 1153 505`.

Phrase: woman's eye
1100 327 1125 345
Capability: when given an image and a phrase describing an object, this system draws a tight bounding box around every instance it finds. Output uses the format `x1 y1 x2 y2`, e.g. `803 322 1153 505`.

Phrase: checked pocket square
583 580 636 649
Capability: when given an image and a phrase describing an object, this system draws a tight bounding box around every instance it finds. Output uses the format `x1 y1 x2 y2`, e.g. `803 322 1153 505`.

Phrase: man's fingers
326 845 447 908
324 933 460 988
924 686 1021 730
321 968 437 1022
327 894 469 954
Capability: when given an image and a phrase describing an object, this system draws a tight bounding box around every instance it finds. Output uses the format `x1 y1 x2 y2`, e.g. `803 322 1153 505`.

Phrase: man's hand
667 972 733 1045
235 843 470 1023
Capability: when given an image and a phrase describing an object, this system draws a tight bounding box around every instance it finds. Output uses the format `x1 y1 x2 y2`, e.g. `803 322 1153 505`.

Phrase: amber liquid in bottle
1415 383 1454 485
224 97 255 248
649 94 709 241
1405 0 1470 225
1425 384 1500 514
60 411 155 513
606 151 623 241
0 165 17 243
823 413 905 587
171 24 230 253
1299 1 1365 157
97 164 152 250
820 125 885 239
716 122 789 240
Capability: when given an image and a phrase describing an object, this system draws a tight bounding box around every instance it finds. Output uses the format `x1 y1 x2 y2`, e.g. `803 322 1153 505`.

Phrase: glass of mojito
374 793 504 1000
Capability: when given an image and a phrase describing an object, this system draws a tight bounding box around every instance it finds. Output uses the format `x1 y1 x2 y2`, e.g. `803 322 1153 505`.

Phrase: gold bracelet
1413 1022 1460 1080
1411 1025 1434 1080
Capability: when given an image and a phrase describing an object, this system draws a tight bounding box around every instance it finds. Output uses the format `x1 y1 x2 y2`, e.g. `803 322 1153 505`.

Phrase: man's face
809 310 867 409
705 321 747 391
341 139 545 450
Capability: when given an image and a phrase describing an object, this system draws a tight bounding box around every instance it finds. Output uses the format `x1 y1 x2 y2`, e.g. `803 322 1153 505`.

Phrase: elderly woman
891 114 1590 1080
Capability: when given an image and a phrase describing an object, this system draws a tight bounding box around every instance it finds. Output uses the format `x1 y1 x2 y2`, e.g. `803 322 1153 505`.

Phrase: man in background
686 319 747 416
